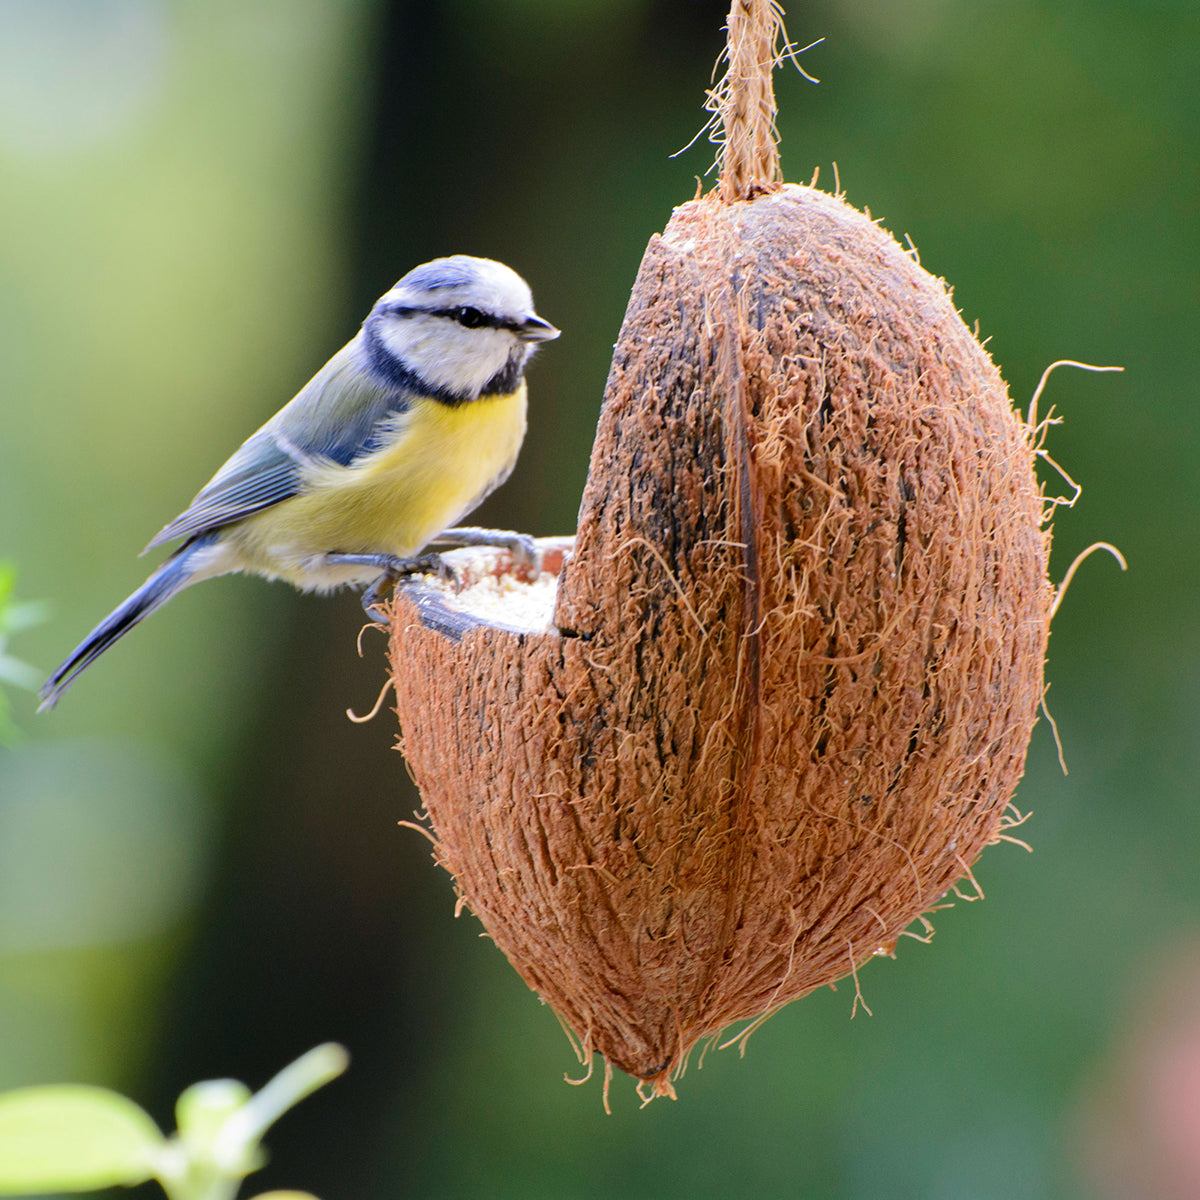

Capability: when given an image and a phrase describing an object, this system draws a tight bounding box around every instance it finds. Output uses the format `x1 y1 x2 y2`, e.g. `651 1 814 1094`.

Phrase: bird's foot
324 552 452 625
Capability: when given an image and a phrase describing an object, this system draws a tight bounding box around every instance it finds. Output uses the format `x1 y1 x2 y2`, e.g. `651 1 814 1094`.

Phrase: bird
39 254 559 711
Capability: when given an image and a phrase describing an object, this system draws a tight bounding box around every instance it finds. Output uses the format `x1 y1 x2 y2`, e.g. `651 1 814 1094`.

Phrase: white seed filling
412 538 572 634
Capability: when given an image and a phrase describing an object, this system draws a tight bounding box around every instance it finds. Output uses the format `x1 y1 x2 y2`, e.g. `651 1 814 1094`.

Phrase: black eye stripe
387 304 519 332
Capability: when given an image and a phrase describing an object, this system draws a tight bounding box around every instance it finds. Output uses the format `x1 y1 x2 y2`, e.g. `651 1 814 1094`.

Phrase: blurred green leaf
0 560 46 742
0 653 41 691
0 1084 164 1192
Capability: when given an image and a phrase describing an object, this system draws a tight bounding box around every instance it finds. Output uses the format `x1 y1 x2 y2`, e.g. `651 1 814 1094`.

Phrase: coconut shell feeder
387 0 1057 1099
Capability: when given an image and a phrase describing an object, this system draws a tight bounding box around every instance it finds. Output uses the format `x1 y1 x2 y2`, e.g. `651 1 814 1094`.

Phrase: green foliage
0 562 47 743
0 1085 161 1191
0 1044 347 1200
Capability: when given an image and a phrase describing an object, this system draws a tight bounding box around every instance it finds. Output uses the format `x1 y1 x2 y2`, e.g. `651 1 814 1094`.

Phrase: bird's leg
433 526 538 568
324 552 451 624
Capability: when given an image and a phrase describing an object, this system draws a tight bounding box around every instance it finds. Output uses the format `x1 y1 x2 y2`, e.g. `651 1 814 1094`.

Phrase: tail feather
38 546 203 712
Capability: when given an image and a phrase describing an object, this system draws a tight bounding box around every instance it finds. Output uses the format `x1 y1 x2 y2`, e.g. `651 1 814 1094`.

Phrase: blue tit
39 255 559 711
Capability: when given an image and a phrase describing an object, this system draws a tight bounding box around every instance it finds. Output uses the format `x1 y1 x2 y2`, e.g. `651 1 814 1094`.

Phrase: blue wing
144 430 302 548
146 337 406 550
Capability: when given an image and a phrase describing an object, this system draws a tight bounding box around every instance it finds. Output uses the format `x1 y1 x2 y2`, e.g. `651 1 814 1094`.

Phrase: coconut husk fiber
387 182 1052 1096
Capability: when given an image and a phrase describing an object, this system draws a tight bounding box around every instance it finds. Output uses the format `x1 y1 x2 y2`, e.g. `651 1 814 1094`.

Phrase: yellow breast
231 384 527 582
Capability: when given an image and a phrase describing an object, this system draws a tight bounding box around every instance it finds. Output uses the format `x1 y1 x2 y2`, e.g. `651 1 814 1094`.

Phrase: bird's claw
361 581 393 625
358 552 455 625
496 532 538 571
436 526 540 573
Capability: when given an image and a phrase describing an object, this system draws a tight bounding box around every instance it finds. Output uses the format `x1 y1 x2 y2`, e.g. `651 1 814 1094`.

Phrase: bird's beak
518 315 560 343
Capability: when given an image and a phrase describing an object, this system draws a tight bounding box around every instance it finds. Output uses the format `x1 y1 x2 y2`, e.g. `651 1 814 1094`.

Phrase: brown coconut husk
387 2 1053 1097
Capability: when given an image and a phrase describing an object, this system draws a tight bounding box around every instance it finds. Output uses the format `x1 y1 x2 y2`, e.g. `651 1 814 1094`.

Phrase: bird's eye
455 306 487 328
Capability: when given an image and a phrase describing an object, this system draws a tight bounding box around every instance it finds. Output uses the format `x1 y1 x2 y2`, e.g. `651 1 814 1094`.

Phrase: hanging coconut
387 0 1053 1098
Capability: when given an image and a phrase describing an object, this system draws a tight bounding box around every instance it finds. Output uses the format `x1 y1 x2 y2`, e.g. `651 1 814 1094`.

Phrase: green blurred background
1 0 1197 1196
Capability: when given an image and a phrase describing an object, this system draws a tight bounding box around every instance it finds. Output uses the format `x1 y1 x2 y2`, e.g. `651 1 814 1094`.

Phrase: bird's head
364 255 559 401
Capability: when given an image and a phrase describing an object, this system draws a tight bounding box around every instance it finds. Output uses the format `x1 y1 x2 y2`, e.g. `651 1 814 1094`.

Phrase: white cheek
380 318 513 396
